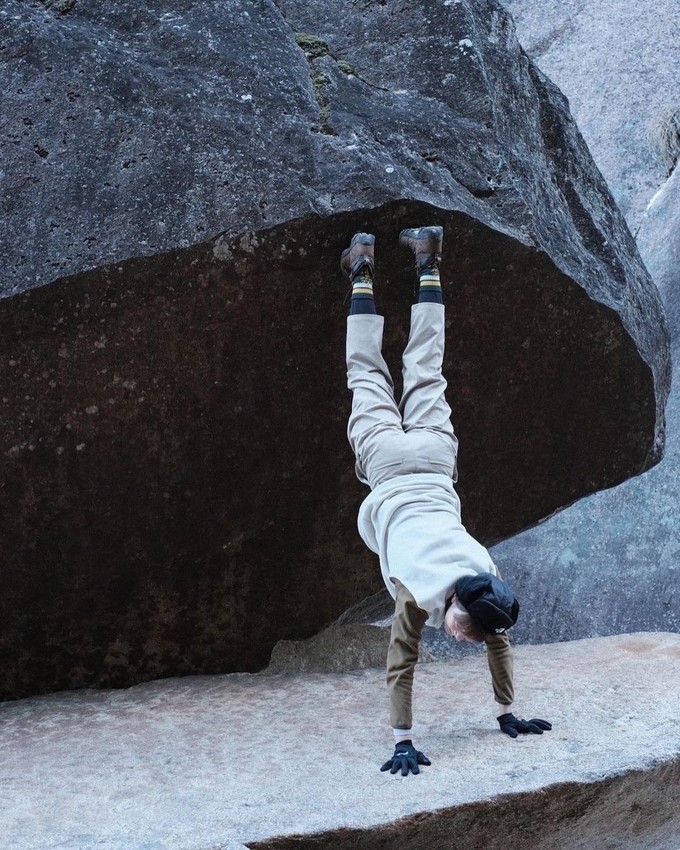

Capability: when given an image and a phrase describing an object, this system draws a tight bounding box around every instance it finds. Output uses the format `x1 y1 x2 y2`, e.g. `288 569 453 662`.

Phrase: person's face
444 605 475 642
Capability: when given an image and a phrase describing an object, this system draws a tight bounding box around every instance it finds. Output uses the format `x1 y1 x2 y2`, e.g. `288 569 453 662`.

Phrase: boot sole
341 233 375 277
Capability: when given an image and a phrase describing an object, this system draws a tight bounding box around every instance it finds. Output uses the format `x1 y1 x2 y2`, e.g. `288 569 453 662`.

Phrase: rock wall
489 3 680 645
0 0 669 697
502 0 680 230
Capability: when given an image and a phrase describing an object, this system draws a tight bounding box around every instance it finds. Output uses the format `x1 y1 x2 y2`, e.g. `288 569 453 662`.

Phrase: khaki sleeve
386 580 428 730
484 632 514 707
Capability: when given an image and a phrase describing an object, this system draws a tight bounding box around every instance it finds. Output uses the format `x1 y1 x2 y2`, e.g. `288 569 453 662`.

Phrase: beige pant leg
400 304 451 429
346 314 403 486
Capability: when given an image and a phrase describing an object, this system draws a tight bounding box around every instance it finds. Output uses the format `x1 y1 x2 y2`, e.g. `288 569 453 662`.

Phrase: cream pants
346 303 458 489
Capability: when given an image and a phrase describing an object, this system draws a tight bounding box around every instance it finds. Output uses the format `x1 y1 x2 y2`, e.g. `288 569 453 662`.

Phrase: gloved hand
380 740 431 776
497 713 552 738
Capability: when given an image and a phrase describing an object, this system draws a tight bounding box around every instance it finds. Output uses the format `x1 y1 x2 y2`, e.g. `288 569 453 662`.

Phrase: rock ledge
2 633 679 850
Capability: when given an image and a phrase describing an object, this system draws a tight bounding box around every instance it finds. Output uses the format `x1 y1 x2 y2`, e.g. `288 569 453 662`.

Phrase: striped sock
349 267 377 315
418 265 443 304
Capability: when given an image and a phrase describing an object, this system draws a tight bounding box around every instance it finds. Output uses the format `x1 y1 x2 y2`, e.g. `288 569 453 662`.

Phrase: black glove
380 740 431 776
497 713 552 738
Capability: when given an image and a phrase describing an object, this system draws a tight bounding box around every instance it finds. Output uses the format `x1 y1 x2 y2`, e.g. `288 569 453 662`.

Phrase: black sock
417 265 443 304
349 267 377 315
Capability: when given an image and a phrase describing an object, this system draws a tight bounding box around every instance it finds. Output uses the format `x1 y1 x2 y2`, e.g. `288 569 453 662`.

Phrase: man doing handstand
341 225 551 776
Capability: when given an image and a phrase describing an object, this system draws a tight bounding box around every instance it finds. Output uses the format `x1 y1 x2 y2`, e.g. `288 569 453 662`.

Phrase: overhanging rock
0 0 670 697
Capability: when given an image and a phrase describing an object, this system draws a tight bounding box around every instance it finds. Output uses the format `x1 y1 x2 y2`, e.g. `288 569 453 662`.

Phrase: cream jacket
357 472 498 627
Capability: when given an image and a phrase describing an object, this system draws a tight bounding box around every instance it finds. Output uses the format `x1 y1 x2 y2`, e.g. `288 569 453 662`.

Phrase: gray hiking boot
341 232 375 280
399 225 443 271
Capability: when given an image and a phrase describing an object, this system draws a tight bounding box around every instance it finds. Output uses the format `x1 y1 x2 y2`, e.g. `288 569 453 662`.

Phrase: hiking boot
399 226 443 271
341 232 375 280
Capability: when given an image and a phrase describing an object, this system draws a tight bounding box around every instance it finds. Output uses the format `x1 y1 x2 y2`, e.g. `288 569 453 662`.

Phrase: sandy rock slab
2 634 680 850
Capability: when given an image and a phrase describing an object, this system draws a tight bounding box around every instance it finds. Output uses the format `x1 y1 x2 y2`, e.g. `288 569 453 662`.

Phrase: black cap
455 573 519 634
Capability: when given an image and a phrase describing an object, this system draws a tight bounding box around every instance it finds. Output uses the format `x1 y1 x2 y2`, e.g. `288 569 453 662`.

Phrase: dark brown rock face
0 0 670 698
